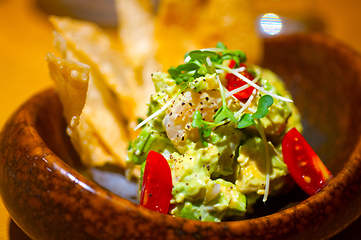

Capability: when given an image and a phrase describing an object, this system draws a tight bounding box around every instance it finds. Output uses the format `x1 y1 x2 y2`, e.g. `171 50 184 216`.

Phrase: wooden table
1 0 361 239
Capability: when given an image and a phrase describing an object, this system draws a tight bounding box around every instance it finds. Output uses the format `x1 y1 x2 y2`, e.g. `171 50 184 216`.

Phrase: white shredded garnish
134 96 176 131
235 89 257 117
263 173 270 202
229 69 293 103
233 66 246 72
216 66 245 74
216 75 226 99
201 47 229 52
221 81 256 113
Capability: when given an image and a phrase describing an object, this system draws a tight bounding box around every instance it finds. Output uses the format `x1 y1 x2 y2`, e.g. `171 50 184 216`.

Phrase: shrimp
163 89 240 153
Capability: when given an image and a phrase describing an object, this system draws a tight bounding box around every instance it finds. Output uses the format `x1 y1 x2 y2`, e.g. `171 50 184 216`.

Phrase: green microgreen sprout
192 110 226 146
216 42 227 49
186 44 273 148
185 46 239 127
168 41 247 88
252 95 274 118
237 95 274 129
188 50 219 74
169 42 274 149
168 62 202 86
201 43 247 67
195 47 241 123
213 75 237 124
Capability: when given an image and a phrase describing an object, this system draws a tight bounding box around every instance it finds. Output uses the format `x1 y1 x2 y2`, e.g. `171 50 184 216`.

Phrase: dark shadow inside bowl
35 34 361 221
262 35 361 175
247 34 361 218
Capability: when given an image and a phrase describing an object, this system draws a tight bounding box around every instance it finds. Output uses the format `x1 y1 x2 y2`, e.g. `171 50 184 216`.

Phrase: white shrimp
163 89 240 153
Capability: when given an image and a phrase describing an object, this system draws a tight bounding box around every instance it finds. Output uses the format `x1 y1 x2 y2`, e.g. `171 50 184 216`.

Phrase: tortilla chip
69 115 118 167
154 0 263 69
153 0 204 69
50 16 156 121
49 16 138 120
46 53 89 125
115 0 160 119
196 0 263 64
50 30 131 168
46 52 124 167
116 0 157 67
46 53 114 166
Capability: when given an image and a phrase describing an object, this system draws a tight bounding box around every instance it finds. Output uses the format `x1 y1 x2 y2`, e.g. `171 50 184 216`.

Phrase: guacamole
127 44 302 222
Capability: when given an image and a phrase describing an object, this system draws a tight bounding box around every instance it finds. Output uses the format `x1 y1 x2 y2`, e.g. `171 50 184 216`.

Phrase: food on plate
46 1 332 223
127 43 311 222
47 0 263 171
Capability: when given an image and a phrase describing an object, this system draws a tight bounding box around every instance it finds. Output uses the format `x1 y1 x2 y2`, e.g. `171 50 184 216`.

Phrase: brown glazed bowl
1 33 361 240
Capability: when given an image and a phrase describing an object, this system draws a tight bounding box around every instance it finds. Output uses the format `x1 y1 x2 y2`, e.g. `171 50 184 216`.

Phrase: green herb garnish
213 105 237 124
237 95 274 129
167 44 274 148
192 110 227 146
252 95 274 119
216 42 227 49
168 62 202 85
168 42 247 86
237 113 254 129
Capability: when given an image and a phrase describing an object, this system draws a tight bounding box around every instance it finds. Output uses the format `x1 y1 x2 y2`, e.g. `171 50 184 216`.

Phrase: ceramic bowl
1 33 361 240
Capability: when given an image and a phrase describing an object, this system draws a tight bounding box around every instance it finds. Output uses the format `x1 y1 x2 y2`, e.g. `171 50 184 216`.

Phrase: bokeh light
260 13 282 35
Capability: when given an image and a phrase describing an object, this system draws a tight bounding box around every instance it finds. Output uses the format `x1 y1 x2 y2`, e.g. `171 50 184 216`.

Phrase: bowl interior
262 34 361 174
36 34 361 219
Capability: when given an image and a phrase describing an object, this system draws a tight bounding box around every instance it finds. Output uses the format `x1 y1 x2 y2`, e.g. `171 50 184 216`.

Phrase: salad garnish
133 43 294 203
134 43 292 132
129 42 330 220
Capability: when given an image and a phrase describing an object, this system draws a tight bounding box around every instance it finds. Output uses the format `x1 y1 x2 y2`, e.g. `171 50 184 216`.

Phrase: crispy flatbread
50 16 155 120
46 53 89 125
116 0 157 67
155 0 263 68
116 0 262 70
50 27 130 168
46 53 118 166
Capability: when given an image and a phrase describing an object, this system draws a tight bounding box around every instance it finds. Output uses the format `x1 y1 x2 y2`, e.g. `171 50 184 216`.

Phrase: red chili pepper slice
282 128 332 195
225 63 255 100
140 151 173 214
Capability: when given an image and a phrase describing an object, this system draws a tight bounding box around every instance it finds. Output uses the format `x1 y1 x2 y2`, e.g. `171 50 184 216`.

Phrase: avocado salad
127 42 303 222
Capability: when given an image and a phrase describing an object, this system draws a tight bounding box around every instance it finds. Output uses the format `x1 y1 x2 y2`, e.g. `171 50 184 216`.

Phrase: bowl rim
2 33 361 240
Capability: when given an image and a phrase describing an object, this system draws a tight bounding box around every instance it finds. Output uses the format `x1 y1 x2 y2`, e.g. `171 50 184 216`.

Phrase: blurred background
0 0 360 239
